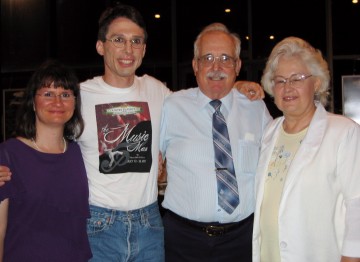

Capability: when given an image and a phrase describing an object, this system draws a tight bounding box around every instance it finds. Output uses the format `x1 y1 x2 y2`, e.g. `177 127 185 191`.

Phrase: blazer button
279 241 287 249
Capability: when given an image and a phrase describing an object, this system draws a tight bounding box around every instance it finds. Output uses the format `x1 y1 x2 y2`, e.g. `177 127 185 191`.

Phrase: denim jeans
87 201 164 262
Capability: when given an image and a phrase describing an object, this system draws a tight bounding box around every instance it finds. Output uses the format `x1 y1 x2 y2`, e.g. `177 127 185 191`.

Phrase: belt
166 210 253 237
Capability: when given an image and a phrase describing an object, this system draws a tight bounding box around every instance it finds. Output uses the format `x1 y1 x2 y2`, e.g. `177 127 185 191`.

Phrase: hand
234 80 265 101
0 166 11 187
158 153 167 183
341 256 360 262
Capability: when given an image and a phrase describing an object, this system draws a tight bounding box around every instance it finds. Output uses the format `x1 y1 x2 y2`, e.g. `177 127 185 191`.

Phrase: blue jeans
87 201 164 262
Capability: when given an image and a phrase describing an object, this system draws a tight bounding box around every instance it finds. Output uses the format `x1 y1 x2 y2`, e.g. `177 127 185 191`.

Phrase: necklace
31 137 67 153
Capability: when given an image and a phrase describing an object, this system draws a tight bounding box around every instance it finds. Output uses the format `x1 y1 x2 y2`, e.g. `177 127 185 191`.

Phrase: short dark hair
98 4 148 43
15 60 84 140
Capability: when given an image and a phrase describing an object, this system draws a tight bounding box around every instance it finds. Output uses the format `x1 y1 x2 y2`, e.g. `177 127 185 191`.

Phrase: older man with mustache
159 23 272 262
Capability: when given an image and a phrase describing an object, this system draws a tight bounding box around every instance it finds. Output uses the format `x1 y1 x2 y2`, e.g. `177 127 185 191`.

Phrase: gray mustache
206 71 228 80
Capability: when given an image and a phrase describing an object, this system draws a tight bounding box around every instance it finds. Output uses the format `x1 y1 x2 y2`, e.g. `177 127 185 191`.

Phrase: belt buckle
205 225 224 237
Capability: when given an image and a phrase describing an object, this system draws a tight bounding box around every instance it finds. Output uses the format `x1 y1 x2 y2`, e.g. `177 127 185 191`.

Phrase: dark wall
1 0 359 141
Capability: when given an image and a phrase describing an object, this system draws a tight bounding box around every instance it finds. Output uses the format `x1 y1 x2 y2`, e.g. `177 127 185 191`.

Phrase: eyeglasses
106 36 145 49
273 74 313 88
198 54 236 68
36 91 76 101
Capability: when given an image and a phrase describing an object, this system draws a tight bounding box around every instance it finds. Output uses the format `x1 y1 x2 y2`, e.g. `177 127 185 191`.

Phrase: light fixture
225 8 231 13
154 14 161 19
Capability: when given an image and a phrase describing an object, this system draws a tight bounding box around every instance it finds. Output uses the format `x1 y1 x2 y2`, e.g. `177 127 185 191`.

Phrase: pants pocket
87 209 112 235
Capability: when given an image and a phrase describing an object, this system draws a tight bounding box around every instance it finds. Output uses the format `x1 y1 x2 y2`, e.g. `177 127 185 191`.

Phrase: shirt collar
195 88 234 114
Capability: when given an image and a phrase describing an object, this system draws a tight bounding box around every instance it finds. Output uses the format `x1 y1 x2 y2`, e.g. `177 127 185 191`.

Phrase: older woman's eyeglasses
106 36 145 49
198 54 236 68
273 74 312 88
36 91 76 101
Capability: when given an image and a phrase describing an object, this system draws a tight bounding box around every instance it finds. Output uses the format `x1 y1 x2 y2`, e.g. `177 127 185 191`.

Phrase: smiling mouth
119 58 133 65
210 75 225 81
283 96 296 101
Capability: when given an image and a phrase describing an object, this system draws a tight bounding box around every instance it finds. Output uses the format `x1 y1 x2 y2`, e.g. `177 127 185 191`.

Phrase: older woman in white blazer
252 37 360 262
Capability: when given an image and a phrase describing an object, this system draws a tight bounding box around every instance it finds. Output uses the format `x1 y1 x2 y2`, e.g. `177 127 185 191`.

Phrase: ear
314 77 322 92
142 44 147 58
96 40 105 56
192 58 198 76
235 58 242 76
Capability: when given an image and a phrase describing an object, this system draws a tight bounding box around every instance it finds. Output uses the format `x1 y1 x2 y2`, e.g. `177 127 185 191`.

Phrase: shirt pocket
236 140 260 175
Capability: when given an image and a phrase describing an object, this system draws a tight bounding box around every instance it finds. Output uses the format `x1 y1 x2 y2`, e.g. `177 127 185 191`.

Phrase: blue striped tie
210 99 239 214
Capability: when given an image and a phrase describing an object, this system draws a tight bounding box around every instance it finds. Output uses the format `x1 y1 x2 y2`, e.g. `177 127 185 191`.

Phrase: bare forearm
341 256 360 262
0 199 9 262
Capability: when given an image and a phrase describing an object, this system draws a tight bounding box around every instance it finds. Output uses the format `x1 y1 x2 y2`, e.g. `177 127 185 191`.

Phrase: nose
212 58 221 70
283 80 293 89
124 40 133 53
53 95 64 103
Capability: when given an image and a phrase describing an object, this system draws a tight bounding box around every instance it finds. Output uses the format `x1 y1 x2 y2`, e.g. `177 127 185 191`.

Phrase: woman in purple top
0 60 92 261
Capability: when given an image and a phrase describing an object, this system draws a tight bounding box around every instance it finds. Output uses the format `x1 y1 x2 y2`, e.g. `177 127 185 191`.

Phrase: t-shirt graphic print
95 101 152 174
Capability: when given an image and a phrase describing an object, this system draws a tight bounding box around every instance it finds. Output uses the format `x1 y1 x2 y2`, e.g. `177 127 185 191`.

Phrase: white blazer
253 103 360 262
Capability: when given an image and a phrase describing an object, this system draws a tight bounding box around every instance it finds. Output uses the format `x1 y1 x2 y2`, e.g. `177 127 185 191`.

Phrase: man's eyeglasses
273 74 313 88
106 36 145 49
198 54 236 68
36 91 76 101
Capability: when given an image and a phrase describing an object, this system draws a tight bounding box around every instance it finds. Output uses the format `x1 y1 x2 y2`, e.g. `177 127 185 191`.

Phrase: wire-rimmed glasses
106 36 145 49
273 74 313 88
36 91 76 101
198 54 236 68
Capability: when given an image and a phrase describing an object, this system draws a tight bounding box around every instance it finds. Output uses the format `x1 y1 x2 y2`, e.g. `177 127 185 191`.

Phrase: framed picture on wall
2 89 24 141
342 75 360 125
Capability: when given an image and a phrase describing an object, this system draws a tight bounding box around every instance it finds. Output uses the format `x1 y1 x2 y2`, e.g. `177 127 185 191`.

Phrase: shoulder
137 74 168 89
162 88 199 115
67 140 81 149
326 112 360 131
264 116 284 133
314 102 359 130
0 138 25 166
230 90 271 122
66 140 83 156
81 76 101 87
136 74 172 97
232 89 267 107
80 76 103 93
0 138 21 151
165 87 197 102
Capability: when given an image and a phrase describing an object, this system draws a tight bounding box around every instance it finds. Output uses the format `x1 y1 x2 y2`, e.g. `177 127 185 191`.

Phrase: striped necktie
210 99 239 214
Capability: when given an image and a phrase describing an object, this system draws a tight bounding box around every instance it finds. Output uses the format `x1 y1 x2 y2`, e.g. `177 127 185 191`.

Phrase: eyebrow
108 33 144 39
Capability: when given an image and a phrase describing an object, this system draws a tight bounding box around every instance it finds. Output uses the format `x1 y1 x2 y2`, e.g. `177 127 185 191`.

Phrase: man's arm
234 80 265 101
0 198 9 262
341 257 360 262
0 166 11 187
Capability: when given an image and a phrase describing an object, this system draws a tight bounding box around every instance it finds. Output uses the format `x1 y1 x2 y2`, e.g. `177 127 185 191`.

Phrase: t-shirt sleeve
0 144 23 201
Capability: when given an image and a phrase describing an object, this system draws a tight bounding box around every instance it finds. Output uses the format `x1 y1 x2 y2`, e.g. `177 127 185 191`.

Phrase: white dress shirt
160 87 272 223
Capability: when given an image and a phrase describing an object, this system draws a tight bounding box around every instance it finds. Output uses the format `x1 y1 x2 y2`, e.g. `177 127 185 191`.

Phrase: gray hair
261 37 330 106
193 23 241 59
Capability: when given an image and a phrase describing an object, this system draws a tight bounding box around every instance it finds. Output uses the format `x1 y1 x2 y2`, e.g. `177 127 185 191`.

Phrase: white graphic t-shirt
78 75 171 210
